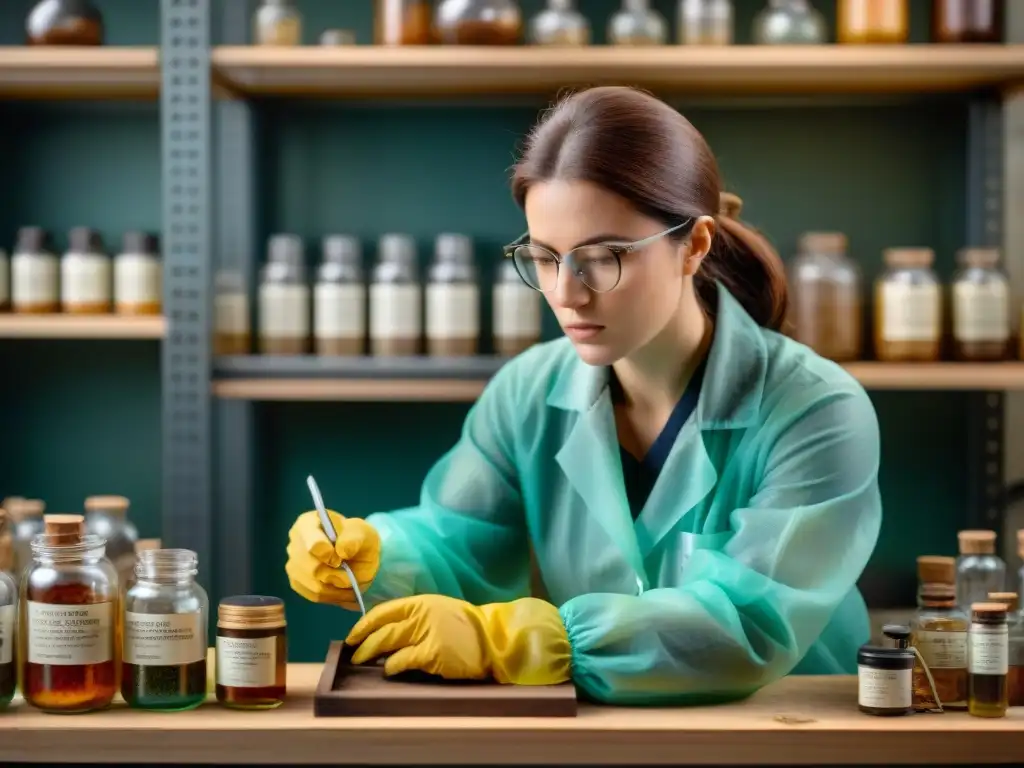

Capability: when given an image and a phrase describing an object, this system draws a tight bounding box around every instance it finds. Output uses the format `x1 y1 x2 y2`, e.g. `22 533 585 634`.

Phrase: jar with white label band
911 582 967 710
122 548 208 710
0 515 14 708
371 233 422 356
969 601 1009 717
214 268 251 355
61 227 112 314
950 247 1009 361
114 231 162 316
427 233 479 357
314 235 366 356
19 514 119 713
216 595 286 709
259 234 310 355
0 248 8 311
493 257 542 356
874 247 942 362
12 227 59 314
857 626 915 716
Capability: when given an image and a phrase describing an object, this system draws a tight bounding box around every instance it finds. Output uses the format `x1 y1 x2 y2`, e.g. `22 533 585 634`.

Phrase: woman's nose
551 264 589 309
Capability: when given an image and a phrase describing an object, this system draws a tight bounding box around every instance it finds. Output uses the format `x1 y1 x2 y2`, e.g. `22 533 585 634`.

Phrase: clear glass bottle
493 257 542 356
933 0 1003 43
787 232 862 363
678 0 733 45
19 514 119 713
84 495 138 591
529 0 590 46
752 0 826 44
988 591 1024 707
10 498 45 586
375 0 434 45
911 582 967 710
956 530 1006 612
969 602 1009 717
951 247 1009 362
873 247 941 362
426 233 479 357
370 234 422 357
258 234 310 356
253 0 302 46
837 0 908 44
122 549 208 711
214 268 251 356
0 507 14 709
314 235 366 357
11 226 58 314
0 248 8 311
435 0 523 45
114 231 161 316
61 227 111 314
609 0 667 45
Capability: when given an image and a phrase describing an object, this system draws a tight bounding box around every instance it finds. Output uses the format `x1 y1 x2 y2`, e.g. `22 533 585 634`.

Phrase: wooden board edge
313 640 345 717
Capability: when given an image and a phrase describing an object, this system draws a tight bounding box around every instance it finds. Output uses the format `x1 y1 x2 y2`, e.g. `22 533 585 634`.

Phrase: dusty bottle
11 227 59 314
426 234 479 357
258 234 310 355
370 234 422 357
314 235 366 356
956 530 1006 612
61 227 112 314
951 247 1009 361
114 231 161 316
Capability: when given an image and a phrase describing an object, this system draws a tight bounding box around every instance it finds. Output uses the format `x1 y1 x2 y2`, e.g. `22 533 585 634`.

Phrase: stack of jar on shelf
253 0 1004 49
788 235 1019 363
0 227 162 317
0 504 290 714
214 233 543 358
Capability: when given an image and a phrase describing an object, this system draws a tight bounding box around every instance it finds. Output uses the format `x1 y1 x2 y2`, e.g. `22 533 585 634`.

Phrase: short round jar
215 595 287 709
857 644 914 716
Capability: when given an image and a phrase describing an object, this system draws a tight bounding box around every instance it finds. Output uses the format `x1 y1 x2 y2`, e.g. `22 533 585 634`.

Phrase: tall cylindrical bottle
426 233 479 357
314 235 366 356
258 234 310 355
370 234 422 356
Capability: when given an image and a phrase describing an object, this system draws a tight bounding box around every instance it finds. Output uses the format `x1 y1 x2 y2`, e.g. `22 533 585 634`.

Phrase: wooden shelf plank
0 47 159 100
0 314 166 339
212 45 1024 98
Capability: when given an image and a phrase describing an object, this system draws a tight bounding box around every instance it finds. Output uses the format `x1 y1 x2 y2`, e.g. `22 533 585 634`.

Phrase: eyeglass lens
512 244 622 293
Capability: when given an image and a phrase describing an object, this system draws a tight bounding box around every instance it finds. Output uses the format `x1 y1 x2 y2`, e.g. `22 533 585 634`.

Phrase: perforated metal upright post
161 0 213 583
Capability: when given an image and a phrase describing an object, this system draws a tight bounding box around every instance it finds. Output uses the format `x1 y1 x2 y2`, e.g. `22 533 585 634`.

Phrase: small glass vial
493 257 542 356
911 582 967 710
873 247 941 362
752 0 827 44
933 0 1003 43
837 0 908 43
0 248 8 311
371 234 422 357
957 530 1006 612
678 0 733 45
259 234 310 356
375 0 434 44
61 227 112 314
84 495 139 591
951 247 1009 361
216 595 287 710
114 231 161 316
20 514 118 713
426 233 479 357
969 602 1009 717
434 0 524 45
9 498 45 587
988 591 1024 706
608 0 668 46
314 235 366 357
529 0 590 46
214 268 251 356
253 0 302 46
0 511 14 708
857 624 915 716
122 549 208 711
11 226 58 314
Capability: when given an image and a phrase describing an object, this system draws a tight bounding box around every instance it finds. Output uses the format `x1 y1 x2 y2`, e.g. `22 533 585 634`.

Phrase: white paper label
124 612 205 666
314 282 365 338
259 283 310 338
880 282 940 342
12 253 58 305
62 253 112 304
115 255 162 306
216 292 249 335
0 253 8 305
915 630 967 668
370 283 421 339
953 282 1009 342
0 604 14 665
857 665 911 709
426 283 479 338
970 623 1008 675
493 282 542 340
28 601 113 666
216 636 277 687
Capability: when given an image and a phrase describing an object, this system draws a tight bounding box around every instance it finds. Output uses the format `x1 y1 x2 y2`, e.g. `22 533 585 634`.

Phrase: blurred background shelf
0 314 165 339
0 46 159 100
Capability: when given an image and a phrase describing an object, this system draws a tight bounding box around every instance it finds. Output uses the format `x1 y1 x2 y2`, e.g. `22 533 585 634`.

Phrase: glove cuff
478 597 572 686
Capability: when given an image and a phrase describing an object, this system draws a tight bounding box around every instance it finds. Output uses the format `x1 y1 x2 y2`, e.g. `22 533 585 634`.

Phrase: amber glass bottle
912 583 967 710
215 596 287 709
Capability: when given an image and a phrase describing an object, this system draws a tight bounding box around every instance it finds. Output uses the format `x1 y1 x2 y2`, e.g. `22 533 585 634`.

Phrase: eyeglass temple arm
503 231 530 254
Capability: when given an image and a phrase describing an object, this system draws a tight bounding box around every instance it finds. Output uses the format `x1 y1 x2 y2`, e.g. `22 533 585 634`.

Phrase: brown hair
511 86 788 330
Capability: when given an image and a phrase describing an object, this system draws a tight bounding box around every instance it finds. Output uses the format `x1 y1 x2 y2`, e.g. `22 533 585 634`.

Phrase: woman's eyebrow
530 233 634 252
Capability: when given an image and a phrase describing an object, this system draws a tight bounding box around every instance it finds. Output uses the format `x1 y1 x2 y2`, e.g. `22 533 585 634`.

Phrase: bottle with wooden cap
19 514 119 713
968 602 1009 717
988 591 1024 706
215 595 287 709
873 247 942 362
83 495 138 588
0 508 14 709
911 557 967 710
956 530 1006 611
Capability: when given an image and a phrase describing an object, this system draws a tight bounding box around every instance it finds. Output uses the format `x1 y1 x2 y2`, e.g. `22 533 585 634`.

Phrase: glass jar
122 549 208 711
61 227 111 314
0 551 13 709
951 247 1009 362
529 0 590 46
873 247 941 363
933 0 1003 43
911 583 968 710
370 234 422 357
435 0 523 45
837 0 908 44
608 0 668 46
314 235 366 357
11 227 58 314
426 234 479 357
678 0 733 45
114 231 161 316
957 530 1006 613
26 0 103 45
752 0 827 44
0 248 8 311
19 514 118 713
9 498 45 586
493 257 542 356
376 0 434 44
787 232 862 363
258 234 310 356
84 495 138 590
216 595 287 710
253 0 302 46
214 268 251 356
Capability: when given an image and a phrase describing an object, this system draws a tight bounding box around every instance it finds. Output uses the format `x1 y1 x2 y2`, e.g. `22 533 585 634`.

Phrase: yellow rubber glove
345 594 572 685
285 509 381 611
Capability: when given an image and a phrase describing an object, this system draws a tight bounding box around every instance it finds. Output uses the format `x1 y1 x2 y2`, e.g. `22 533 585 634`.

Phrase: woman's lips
564 323 605 342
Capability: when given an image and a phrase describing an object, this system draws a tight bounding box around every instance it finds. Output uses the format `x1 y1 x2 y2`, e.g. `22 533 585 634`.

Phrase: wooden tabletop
1 665 1023 764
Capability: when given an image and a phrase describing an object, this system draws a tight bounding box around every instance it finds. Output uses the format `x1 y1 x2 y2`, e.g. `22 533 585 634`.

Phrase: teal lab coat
363 282 882 706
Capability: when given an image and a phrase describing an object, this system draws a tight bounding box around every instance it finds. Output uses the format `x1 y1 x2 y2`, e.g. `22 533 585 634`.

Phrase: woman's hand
345 594 573 685
285 509 380 610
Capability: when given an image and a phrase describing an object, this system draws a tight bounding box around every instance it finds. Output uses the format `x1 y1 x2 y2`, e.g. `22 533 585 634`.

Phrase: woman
286 86 882 706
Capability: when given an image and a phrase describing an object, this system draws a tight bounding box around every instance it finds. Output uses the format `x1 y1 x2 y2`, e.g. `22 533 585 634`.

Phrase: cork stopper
883 247 935 269
971 601 1008 622
956 246 1000 269
43 514 85 545
989 591 1020 612
718 193 742 219
917 555 956 585
84 495 130 514
920 582 956 606
798 231 848 254
958 529 996 555
135 538 162 554
8 498 44 521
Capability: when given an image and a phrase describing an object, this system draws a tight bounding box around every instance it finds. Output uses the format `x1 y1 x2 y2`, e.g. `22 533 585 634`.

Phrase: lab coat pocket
657 530 734 587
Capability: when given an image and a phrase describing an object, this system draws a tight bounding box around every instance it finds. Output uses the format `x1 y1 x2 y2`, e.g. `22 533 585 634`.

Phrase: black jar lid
857 645 914 670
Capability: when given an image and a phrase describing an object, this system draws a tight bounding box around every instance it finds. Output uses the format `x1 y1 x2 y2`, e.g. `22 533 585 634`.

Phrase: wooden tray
313 640 578 718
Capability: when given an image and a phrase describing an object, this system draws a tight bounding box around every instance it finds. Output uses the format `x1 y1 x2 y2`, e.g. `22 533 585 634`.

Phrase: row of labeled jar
215 232 542 357
0 227 162 316
788 235 1015 363
0 513 287 713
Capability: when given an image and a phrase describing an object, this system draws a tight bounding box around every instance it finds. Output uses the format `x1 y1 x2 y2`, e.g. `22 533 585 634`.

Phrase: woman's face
523 179 705 367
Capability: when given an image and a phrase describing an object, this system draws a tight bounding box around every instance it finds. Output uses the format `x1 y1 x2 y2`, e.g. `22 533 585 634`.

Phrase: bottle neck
135 548 198 584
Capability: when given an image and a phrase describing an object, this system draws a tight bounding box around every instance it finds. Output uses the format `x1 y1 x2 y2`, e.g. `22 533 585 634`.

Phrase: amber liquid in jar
216 595 287 710
375 0 433 44
837 0 908 44
968 602 1009 718
911 585 968 710
933 0 1003 43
